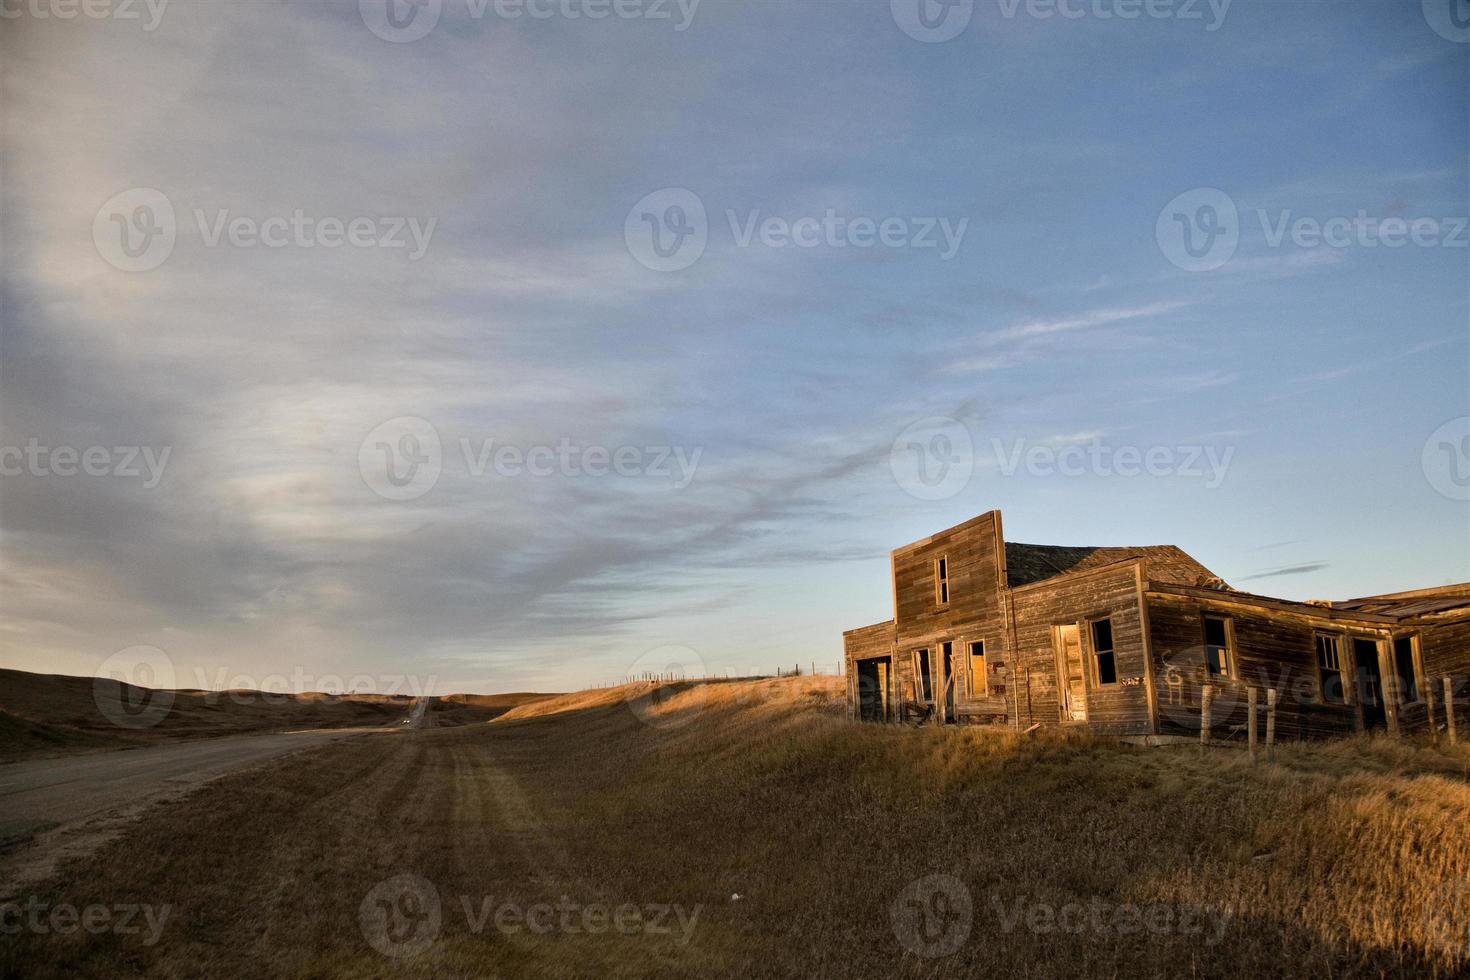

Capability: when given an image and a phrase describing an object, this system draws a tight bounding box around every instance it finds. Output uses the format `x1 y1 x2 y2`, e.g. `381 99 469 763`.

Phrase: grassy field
2 676 1468 978
0 669 548 760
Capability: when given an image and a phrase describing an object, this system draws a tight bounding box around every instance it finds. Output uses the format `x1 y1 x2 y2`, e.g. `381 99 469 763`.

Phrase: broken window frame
935 556 949 606
1314 631 1348 706
1201 614 1236 680
1089 617 1118 686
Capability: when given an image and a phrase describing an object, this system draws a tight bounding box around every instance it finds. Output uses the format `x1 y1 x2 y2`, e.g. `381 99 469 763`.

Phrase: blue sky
2 0 1467 693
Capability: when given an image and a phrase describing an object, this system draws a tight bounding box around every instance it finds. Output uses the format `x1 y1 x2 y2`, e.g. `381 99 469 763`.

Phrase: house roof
1144 580 1470 627
1005 542 1226 589
1328 584 1470 621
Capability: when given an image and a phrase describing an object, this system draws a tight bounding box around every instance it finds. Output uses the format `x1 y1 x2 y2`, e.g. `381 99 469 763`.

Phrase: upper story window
1202 615 1234 679
1315 633 1347 705
1090 618 1117 685
935 556 949 605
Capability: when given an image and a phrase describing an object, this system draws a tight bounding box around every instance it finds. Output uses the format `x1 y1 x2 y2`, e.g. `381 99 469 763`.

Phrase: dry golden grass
2 675 1467 978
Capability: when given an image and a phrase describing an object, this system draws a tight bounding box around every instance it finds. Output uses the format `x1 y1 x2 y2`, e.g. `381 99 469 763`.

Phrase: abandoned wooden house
843 511 1469 741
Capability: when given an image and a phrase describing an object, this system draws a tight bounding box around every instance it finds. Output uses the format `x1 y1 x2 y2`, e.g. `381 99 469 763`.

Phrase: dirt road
0 727 391 895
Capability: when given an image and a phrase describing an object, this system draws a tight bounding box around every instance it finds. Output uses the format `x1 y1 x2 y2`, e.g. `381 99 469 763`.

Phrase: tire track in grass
164 737 437 978
434 738 630 974
439 721 733 978
460 742 575 891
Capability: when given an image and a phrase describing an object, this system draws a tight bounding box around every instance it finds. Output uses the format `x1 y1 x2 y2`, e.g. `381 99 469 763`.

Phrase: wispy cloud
1240 562 1330 581
1290 336 1462 387
944 301 1192 375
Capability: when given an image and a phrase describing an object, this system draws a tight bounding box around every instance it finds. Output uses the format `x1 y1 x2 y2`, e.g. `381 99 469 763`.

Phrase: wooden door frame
1052 623 1088 723
938 641 956 723
853 655 895 723
1390 632 1426 707
912 648 933 705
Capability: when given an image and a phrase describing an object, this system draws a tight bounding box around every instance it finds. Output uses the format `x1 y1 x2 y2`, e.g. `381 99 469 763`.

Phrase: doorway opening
1354 638 1387 730
855 657 891 722
939 641 956 723
914 648 933 704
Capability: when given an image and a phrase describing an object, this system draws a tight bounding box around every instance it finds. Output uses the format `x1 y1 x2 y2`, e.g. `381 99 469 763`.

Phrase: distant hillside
433 691 559 726
0 668 555 759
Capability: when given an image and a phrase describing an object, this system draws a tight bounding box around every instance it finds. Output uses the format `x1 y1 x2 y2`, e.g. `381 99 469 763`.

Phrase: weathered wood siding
1418 619 1470 734
1011 562 1150 736
1145 593 1362 740
843 620 897 721
891 511 1009 721
843 621 895 675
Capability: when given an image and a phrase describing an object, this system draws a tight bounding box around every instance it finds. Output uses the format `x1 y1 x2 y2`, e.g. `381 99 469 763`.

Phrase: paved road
0 726 397 892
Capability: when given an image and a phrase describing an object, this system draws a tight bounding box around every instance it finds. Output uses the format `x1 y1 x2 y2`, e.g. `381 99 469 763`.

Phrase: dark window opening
1393 636 1419 703
1091 618 1117 685
916 649 933 701
935 557 949 605
1203 616 1230 677
1316 633 1346 705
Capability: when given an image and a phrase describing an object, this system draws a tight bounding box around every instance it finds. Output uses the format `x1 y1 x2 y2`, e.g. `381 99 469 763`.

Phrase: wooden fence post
1266 688 1277 759
1200 684 1214 757
1446 677 1458 746
1248 687 1258 763
1426 679 1440 748
1385 660 1401 738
